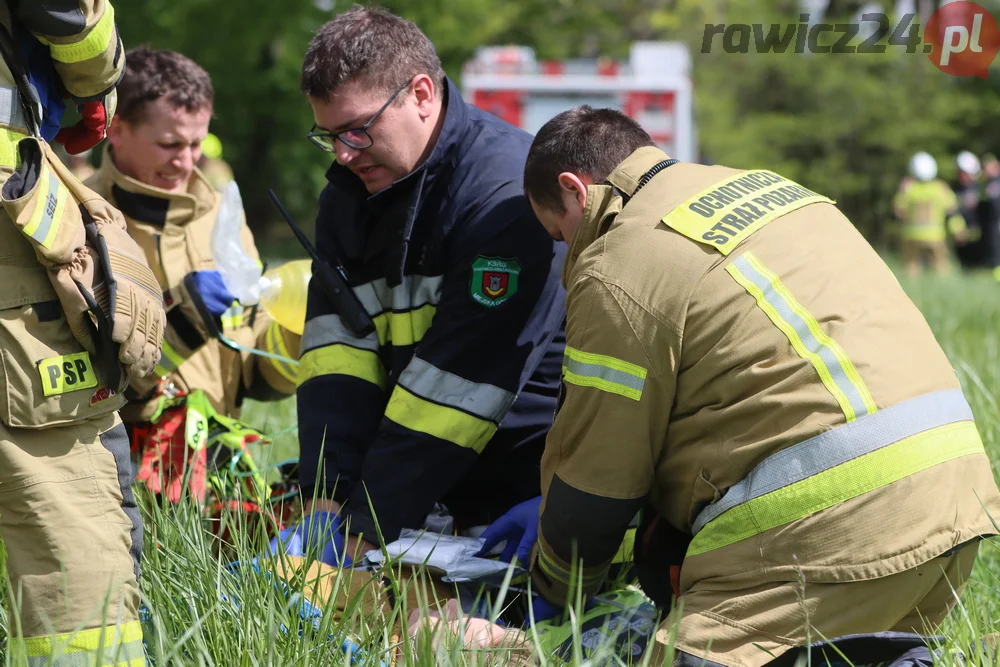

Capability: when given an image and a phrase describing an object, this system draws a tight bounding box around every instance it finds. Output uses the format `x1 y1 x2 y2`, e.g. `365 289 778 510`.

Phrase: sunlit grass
2 260 999 665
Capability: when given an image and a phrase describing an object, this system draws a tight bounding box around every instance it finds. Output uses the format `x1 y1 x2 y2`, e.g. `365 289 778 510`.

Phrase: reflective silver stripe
731 254 872 420
391 274 443 311
0 86 28 129
30 173 60 244
692 389 974 535
398 356 515 422
302 314 379 353
352 282 384 317
352 275 444 316
26 639 146 667
563 355 646 395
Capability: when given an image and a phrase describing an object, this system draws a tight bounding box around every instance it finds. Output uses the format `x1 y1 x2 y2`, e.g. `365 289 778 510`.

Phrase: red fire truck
462 41 696 163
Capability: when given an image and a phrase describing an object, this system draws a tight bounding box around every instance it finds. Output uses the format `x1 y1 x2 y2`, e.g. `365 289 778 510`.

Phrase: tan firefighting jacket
0 1 131 428
86 149 300 423
533 147 1000 608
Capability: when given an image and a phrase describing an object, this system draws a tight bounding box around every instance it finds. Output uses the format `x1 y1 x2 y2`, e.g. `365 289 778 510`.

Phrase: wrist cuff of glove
173 275 221 345
166 305 211 354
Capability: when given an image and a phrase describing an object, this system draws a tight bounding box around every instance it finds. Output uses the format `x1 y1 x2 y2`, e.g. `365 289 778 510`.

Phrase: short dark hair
524 106 655 213
116 47 214 124
301 6 446 101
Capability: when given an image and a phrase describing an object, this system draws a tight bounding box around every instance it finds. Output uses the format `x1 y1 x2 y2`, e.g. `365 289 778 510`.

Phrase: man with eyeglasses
271 6 567 566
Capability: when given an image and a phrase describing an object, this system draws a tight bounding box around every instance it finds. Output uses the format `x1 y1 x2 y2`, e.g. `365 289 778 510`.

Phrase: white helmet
957 150 981 177
909 152 937 181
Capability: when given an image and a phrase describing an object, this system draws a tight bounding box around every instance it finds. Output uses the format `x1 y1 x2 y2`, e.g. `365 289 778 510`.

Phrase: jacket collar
563 146 672 284
98 145 218 227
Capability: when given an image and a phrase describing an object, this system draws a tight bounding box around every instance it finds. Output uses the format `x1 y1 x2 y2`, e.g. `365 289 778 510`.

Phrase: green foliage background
111 0 1000 248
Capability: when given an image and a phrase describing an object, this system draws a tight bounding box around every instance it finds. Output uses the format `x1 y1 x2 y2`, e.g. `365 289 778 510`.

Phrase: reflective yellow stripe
20 620 144 660
687 421 984 556
537 545 607 588
727 252 876 422
372 305 436 347
298 344 386 390
40 3 117 64
153 339 186 377
220 302 243 330
22 173 68 250
36 352 99 396
385 385 496 452
264 320 298 384
44 174 69 249
562 346 647 401
0 127 26 168
902 224 947 242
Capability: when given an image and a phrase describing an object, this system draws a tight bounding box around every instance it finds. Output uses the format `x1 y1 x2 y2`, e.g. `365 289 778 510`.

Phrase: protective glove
529 594 561 623
477 495 542 567
55 91 117 155
1 137 165 386
188 270 237 316
267 511 353 568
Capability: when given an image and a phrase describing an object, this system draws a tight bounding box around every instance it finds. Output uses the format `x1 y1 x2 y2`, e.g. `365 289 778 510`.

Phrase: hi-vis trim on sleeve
661 170 834 255
264 320 298 384
22 173 67 250
36 3 117 64
353 275 444 314
385 384 498 453
373 305 436 347
537 544 609 590
298 345 387 390
727 252 876 423
562 346 647 401
389 275 443 311
302 314 380 353
346 275 442 347
37 352 99 396
220 303 244 330
398 356 515 423
20 619 144 667
153 339 186 377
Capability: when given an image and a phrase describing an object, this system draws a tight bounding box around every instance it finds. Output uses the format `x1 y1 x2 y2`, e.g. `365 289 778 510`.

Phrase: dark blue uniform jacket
297 78 566 541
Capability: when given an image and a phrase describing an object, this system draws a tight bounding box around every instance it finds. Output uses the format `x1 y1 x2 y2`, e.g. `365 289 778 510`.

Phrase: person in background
85 47 301 490
979 153 1000 281
893 151 966 277
198 131 235 190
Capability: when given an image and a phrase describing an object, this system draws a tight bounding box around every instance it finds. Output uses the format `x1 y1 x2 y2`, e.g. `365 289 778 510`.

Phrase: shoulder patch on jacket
470 256 521 307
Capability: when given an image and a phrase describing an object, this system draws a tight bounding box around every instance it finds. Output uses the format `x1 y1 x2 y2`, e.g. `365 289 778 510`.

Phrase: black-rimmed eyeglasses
306 80 410 152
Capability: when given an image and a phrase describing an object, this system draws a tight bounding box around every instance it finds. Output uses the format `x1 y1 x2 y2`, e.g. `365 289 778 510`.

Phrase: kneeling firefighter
482 106 1000 667
0 2 166 664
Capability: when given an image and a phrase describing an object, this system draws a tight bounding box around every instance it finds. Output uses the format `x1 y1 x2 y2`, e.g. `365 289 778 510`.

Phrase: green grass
2 261 1000 666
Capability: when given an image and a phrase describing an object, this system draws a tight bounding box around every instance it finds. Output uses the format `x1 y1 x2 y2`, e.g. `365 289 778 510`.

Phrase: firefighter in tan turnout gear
483 107 1000 667
0 2 166 664
85 48 301 449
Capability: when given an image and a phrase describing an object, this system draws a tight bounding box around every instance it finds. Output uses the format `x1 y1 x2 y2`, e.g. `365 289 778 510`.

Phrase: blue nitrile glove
189 270 236 316
267 511 353 567
530 594 562 623
477 495 542 567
